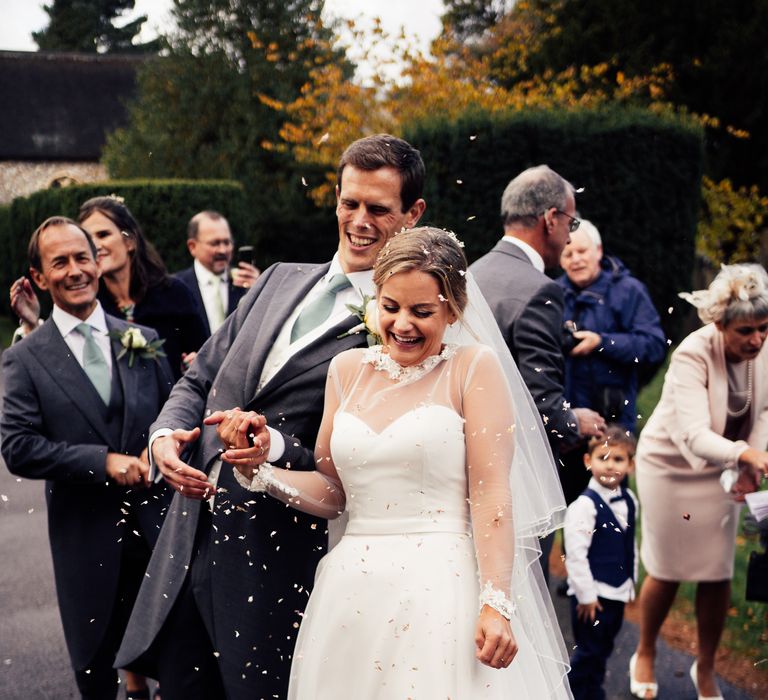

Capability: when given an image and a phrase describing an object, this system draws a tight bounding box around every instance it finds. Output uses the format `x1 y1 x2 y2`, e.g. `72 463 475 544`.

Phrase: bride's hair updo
373 227 468 320
679 263 768 325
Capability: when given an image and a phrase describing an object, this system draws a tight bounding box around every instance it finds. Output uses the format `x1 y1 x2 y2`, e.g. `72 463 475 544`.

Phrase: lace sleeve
463 347 516 618
234 357 347 519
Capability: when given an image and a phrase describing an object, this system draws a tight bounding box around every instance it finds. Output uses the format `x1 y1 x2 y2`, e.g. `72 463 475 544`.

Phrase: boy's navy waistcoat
583 487 635 587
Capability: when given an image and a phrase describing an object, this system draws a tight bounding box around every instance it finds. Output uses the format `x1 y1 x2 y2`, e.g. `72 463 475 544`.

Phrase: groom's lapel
242 262 330 403
27 320 115 446
254 314 365 405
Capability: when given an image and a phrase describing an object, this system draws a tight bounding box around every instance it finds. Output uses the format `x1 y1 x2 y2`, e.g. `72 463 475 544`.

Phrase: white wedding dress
245 344 571 699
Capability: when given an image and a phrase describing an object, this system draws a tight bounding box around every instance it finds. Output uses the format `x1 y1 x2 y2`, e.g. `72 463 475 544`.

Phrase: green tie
209 275 226 331
75 323 111 405
291 274 352 343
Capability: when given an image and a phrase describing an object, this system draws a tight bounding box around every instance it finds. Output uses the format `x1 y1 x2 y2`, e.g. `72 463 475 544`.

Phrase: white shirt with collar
150 254 374 491
52 302 113 376
564 477 639 604
258 253 374 390
193 259 230 333
500 235 545 273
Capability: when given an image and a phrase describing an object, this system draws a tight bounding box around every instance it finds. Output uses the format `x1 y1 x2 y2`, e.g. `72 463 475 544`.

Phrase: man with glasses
177 210 260 337
471 164 606 581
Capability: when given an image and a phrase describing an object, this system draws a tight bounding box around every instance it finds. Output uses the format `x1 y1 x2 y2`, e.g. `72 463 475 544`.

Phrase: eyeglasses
553 209 581 233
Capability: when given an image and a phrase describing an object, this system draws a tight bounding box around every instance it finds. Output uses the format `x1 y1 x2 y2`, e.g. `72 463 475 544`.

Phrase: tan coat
636 322 768 581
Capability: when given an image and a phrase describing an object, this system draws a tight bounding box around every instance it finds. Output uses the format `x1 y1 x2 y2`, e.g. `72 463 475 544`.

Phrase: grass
635 351 768 669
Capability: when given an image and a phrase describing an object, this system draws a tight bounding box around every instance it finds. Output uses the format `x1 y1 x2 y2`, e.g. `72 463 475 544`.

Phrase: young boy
564 425 639 700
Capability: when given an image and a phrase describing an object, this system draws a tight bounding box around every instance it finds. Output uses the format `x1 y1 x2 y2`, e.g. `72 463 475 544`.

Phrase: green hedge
0 179 252 315
405 107 704 344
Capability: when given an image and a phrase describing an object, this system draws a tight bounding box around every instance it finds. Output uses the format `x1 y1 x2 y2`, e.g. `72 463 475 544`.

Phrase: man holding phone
177 210 260 337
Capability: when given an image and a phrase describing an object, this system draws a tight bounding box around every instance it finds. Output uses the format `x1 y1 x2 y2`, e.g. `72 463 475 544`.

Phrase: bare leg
693 580 730 697
633 575 679 696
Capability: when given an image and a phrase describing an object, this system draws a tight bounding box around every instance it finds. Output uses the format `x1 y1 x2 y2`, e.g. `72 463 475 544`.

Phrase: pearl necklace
727 359 753 418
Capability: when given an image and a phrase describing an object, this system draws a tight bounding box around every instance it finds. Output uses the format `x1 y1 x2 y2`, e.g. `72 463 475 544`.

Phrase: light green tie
75 323 111 405
291 274 352 343
209 275 226 331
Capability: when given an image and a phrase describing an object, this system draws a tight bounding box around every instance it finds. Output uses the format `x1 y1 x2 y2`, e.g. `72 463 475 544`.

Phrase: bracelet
231 463 299 498
478 581 516 620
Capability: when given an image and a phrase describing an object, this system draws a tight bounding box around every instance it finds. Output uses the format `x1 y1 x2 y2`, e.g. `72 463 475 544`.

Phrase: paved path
549 576 756 699
0 359 757 699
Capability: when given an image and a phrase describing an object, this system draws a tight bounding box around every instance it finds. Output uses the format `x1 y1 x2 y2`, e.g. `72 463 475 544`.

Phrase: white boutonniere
109 327 166 367
339 293 382 346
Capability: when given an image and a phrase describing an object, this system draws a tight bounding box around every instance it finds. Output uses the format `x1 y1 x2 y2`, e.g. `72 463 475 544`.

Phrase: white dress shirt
193 259 230 333
500 235 545 272
564 477 639 604
52 302 113 376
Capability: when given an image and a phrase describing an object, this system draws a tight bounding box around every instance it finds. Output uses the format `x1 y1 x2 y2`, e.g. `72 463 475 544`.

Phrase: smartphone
237 245 255 266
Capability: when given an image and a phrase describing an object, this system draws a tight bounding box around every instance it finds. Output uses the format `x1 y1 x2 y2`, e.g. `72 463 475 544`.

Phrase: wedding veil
444 272 572 696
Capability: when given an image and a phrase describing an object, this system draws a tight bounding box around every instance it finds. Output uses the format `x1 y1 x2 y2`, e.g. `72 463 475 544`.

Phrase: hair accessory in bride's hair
679 263 768 324
106 193 125 204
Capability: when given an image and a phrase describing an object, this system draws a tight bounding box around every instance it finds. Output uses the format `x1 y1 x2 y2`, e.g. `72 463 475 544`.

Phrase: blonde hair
373 227 468 321
679 263 768 325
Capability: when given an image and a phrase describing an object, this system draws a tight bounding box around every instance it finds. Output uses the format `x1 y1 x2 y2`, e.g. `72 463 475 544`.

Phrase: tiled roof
0 50 147 160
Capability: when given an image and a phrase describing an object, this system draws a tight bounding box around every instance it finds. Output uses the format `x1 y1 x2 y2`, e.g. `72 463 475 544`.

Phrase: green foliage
526 0 768 192
406 107 704 344
33 0 158 53
697 176 768 266
102 0 347 270
0 180 250 315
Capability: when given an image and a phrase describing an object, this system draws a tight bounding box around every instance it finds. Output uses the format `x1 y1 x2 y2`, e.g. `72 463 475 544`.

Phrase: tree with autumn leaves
103 0 768 265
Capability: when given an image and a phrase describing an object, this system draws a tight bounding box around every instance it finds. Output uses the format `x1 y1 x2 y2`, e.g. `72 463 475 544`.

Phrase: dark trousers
75 531 151 700
568 596 625 700
142 507 226 700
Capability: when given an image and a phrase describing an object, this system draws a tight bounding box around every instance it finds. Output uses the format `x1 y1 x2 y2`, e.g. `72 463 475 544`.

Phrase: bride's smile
378 269 456 366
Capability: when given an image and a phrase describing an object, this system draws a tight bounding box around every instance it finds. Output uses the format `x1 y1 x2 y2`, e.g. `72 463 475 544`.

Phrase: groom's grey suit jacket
117 261 367 699
470 240 580 455
0 315 174 670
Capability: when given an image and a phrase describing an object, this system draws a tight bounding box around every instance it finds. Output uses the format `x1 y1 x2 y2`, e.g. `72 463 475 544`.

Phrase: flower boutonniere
109 327 166 368
339 293 382 346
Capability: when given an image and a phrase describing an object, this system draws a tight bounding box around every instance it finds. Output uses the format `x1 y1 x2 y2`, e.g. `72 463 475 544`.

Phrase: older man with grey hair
471 165 606 580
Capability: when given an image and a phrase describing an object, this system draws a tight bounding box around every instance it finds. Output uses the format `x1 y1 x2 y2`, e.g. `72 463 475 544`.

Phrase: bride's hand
475 605 517 669
204 409 270 479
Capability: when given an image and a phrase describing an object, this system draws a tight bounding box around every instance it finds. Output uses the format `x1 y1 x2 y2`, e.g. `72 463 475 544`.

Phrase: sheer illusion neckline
362 344 458 385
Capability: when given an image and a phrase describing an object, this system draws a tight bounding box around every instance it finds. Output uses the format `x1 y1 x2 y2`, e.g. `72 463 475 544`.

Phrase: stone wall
0 161 108 205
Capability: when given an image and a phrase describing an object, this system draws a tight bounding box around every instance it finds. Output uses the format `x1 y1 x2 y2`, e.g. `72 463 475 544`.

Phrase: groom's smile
336 165 424 273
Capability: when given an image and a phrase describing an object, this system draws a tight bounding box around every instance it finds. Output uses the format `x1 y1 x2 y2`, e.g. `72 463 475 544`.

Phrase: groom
116 134 427 699
1 217 174 698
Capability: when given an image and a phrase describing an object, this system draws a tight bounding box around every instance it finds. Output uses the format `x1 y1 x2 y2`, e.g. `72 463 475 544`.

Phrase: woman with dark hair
78 196 207 379
11 195 207 380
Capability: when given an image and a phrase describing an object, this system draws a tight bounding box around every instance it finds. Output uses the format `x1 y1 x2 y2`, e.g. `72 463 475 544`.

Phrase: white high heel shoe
629 652 658 699
689 661 724 700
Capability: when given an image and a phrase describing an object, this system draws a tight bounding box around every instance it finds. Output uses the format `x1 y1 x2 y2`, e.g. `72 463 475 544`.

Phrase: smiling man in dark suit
470 165 606 580
116 135 427 700
1 217 174 699
176 210 259 337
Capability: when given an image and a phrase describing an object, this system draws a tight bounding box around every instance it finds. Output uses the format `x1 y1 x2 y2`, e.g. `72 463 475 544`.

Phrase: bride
208 227 572 698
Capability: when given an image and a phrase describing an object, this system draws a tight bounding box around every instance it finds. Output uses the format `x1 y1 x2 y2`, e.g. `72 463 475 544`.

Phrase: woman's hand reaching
475 605 518 670
204 409 270 480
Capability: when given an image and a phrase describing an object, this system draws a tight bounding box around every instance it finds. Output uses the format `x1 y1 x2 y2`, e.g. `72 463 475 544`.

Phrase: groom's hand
153 428 214 500
106 453 150 488
205 410 270 479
